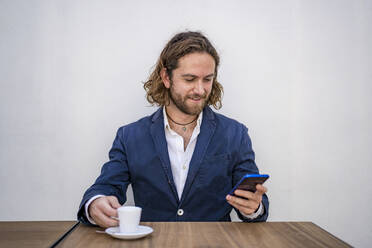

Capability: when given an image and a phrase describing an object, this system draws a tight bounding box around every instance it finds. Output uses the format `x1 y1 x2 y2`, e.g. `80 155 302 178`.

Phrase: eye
204 78 213 83
185 78 194 82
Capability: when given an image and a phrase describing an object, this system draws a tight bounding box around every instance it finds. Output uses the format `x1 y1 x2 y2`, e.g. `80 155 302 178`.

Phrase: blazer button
177 209 184 216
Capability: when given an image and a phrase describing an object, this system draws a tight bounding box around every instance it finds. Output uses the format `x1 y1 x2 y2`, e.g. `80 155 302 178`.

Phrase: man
78 31 269 228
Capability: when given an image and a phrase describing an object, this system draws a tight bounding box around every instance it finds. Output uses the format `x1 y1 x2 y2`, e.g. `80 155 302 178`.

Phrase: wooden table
61 221 351 248
0 221 351 248
0 221 77 248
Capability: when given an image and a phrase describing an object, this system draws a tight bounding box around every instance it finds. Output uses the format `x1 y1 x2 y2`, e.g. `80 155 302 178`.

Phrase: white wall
1 0 371 247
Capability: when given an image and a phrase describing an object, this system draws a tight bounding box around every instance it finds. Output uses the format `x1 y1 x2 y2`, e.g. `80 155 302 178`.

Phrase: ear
160 68 171 89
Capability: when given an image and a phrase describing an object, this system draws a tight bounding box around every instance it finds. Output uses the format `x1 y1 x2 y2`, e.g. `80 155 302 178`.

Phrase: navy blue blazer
78 106 269 223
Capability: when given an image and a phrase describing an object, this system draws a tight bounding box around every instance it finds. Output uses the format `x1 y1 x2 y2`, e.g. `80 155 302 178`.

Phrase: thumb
107 196 121 209
255 184 267 195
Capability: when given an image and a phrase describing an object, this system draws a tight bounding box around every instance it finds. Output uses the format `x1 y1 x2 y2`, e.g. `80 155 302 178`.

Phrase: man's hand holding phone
226 184 267 215
226 174 269 216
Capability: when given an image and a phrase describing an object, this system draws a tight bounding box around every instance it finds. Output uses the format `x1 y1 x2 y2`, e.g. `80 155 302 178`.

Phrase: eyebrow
181 73 214 78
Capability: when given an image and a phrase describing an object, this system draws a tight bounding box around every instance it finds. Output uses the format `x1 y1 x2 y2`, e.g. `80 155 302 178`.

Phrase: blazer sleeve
77 127 131 224
233 124 269 222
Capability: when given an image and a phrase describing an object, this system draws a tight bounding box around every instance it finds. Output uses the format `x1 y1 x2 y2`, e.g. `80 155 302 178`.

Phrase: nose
193 80 204 95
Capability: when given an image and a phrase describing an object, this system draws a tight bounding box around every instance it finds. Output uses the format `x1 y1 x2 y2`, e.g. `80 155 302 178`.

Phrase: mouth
188 94 205 102
188 97 203 103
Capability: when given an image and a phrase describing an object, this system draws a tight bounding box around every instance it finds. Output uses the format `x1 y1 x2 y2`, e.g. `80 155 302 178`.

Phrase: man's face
166 52 215 116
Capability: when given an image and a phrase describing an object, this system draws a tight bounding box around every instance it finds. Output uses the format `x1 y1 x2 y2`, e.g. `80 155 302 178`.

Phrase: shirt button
182 165 186 170
177 209 184 216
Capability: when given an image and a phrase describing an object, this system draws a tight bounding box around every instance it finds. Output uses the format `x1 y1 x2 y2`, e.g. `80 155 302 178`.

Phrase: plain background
1 0 371 247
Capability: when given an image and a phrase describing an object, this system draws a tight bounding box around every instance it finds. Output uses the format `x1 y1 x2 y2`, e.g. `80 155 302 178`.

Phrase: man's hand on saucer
226 184 267 215
89 196 121 228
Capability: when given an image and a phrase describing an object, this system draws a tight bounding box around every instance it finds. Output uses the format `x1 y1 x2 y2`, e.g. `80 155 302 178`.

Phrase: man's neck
165 104 198 124
165 105 200 138
164 106 199 151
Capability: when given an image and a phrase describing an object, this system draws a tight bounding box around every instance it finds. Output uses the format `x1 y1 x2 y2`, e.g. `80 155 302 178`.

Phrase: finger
93 210 119 228
255 184 267 195
234 190 261 205
252 185 266 202
226 195 258 210
234 190 255 200
100 201 118 218
227 200 256 216
107 196 121 210
89 202 119 228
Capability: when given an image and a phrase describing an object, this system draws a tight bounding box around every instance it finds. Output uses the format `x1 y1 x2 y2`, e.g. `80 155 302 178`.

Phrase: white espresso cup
117 206 142 233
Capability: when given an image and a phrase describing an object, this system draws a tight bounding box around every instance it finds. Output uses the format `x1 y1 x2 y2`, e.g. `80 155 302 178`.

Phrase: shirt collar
163 107 203 132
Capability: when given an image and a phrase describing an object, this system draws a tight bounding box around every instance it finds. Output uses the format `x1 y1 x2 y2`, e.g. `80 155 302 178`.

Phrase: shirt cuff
240 202 264 220
85 195 105 225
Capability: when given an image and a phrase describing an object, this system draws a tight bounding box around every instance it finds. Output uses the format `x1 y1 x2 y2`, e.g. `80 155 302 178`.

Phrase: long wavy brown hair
143 31 223 109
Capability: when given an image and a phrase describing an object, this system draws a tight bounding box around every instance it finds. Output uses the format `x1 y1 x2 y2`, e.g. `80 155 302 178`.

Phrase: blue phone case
228 174 269 195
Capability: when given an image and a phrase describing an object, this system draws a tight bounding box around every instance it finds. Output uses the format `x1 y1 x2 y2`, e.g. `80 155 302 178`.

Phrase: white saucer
105 225 153 240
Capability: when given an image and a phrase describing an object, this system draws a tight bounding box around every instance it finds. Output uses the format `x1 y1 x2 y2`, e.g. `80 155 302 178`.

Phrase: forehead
175 52 215 76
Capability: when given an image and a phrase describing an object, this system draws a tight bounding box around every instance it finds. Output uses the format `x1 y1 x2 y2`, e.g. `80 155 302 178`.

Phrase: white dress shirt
163 107 202 200
85 107 262 224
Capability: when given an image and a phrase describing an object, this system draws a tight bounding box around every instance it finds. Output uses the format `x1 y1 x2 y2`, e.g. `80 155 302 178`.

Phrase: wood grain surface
58 222 351 248
0 221 77 248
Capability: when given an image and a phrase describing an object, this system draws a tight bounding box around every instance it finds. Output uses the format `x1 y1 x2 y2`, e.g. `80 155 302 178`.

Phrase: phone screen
229 174 269 195
237 176 268 192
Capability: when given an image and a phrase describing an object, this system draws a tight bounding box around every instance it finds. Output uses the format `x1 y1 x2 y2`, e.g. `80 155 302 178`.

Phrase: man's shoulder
116 108 161 135
209 108 248 131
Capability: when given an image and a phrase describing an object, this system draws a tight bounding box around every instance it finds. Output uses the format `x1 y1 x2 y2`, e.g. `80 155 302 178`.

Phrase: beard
169 82 210 116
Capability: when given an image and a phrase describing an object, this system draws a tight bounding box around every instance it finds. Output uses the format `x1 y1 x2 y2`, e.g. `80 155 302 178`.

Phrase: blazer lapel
150 108 179 203
180 106 216 204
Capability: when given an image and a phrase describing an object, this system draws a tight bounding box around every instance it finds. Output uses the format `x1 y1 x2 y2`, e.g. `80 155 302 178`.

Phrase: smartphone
228 174 269 195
